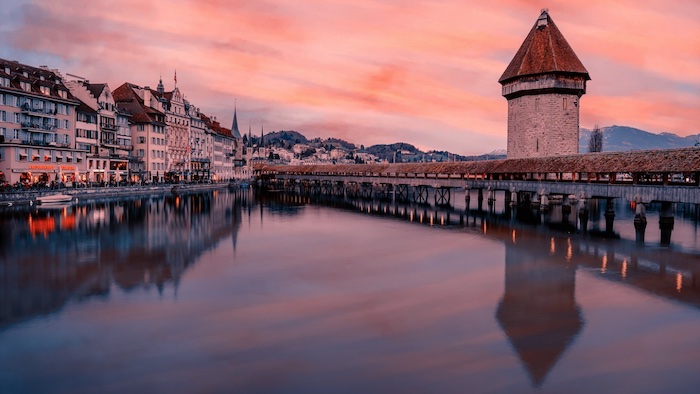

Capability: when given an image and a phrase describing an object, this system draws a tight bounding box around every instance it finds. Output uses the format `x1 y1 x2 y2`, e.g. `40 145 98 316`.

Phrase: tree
588 125 603 153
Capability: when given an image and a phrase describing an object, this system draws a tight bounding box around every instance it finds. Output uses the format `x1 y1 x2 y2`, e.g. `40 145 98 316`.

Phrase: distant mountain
579 126 700 152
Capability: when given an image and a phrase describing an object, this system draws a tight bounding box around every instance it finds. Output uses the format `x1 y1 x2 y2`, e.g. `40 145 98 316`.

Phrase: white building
0 58 84 185
113 83 167 183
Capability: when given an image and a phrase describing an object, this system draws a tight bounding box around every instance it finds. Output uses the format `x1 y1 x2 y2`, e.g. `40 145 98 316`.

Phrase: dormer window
58 90 67 99
20 81 31 91
22 71 28 78
40 86 50 95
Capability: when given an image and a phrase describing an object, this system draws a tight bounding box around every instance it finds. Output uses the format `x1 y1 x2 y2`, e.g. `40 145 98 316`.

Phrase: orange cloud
3 0 699 154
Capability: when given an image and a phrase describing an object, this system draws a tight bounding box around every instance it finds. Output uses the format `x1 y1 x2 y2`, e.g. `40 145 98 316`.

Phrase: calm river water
0 189 699 393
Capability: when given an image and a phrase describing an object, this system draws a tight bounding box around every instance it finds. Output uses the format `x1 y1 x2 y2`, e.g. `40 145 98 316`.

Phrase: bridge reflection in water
270 191 700 387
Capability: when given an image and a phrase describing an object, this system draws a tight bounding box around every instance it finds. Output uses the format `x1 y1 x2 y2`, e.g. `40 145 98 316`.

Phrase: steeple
248 122 252 147
260 122 264 147
231 101 241 139
157 76 164 94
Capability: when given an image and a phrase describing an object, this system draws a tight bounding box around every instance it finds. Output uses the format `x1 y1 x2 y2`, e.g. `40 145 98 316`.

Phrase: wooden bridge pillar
539 189 549 211
659 201 675 246
604 198 616 235
412 185 429 204
578 194 589 232
487 187 495 209
434 187 451 206
477 188 484 211
465 187 471 210
633 198 647 244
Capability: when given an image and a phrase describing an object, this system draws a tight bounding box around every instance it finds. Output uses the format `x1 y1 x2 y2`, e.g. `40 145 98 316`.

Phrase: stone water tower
499 10 590 159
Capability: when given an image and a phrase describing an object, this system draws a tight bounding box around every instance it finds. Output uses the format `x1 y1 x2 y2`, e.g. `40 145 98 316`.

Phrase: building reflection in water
0 190 245 330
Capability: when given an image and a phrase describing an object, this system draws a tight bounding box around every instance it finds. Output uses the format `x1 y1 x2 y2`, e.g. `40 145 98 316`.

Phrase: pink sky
1 0 698 155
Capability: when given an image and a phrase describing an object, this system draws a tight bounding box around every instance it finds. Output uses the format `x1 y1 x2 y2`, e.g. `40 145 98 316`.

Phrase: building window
563 98 567 110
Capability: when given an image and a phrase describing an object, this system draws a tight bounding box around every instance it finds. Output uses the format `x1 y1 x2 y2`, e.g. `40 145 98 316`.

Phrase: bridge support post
562 195 572 215
477 188 484 211
604 198 615 235
539 189 549 211
504 189 511 206
633 198 647 244
659 201 675 247
510 188 518 207
465 187 471 210
578 194 589 233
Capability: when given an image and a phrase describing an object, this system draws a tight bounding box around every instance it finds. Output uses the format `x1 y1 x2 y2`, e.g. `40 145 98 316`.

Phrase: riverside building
65 79 133 183
0 58 84 185
113 83 167 183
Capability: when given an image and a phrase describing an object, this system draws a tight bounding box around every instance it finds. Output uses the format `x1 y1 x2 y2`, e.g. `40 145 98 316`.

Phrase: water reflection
1 190 699 392
496 234 582 387
0 190 245 330
290 193 700 388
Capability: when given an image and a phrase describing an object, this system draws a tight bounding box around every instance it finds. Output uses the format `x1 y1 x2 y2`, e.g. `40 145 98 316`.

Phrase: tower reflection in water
496 231 582 387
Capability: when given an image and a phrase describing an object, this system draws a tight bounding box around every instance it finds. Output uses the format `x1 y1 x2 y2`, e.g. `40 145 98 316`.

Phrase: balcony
21 122 57 132
101 123 118 131
20 103 57 117
102 139 133 151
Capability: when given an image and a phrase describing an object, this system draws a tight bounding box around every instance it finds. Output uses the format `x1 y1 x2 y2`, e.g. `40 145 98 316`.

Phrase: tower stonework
499 10 590 159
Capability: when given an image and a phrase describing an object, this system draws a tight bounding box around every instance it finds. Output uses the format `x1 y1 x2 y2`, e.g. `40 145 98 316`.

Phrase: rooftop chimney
143 87 151 107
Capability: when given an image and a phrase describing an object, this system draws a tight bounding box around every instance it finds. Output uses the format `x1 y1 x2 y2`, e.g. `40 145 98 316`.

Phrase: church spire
157 75 164 94
231 100 241 138
260 122 264 147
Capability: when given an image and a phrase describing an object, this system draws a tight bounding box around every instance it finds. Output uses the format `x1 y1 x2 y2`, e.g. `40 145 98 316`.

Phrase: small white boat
36 194 73 205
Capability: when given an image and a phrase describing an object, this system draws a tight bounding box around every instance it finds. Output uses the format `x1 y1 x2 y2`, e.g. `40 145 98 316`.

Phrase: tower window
563 98 567 110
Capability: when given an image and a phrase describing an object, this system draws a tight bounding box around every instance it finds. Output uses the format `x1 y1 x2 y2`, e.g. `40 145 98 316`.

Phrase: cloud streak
1 0 698 154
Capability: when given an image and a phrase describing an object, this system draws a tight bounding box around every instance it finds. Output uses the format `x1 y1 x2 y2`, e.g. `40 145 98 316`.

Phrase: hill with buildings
259 125 698 165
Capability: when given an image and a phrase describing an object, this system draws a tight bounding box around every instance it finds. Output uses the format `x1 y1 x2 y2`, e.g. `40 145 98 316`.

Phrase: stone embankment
0 183 229 207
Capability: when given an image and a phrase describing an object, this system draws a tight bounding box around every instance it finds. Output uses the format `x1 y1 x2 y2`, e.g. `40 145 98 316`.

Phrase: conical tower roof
231 104 241 139
499 10 589 84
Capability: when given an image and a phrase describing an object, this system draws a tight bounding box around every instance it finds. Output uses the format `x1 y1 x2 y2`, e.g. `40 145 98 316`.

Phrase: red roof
113 82 165 124
499 11 589 84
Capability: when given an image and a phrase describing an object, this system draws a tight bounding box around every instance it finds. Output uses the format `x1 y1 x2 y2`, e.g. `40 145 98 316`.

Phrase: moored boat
36 194 73 205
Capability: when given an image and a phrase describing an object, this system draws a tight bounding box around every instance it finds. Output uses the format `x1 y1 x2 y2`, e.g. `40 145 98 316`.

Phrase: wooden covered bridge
255 147 700 245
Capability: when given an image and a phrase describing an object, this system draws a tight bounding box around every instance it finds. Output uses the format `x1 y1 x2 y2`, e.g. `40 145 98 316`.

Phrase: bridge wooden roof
256 148 700 175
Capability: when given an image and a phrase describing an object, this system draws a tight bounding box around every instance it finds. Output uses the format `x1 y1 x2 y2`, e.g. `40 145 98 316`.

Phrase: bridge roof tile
257 148 700 175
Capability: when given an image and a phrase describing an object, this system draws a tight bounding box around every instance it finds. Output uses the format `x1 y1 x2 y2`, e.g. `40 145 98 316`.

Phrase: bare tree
588 125 603 153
